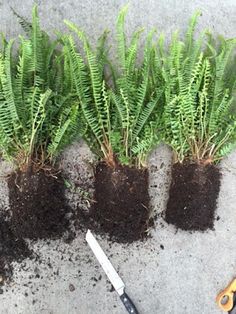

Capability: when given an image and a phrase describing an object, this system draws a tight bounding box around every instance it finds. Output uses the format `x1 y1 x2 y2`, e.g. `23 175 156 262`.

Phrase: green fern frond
159 12 236 163
185 11 201 53
0 40 22 126
132 90 162 141
116 5 129 71
64 7 162 167
0 6 79 169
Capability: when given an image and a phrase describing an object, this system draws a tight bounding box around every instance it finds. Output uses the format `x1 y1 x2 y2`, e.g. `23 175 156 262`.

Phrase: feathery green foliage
111 6 163 167
159 12 236 164
0 6 79 170
64 6 163 168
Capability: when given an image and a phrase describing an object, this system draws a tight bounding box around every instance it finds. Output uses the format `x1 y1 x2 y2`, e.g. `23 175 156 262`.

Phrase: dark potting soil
0 215 32 283
165 162 221 231
8 169 71 240
92 162 151 243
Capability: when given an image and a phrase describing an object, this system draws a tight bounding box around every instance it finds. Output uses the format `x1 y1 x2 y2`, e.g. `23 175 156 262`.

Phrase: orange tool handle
216 278 236 312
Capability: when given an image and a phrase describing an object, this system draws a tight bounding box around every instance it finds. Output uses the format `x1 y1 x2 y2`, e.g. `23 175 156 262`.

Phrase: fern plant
63 6 163 168
0 6 79 171
159 12 236 164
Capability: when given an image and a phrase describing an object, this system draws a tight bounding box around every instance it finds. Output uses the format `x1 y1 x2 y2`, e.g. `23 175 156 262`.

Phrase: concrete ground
1 1 236 313
0 141 236 314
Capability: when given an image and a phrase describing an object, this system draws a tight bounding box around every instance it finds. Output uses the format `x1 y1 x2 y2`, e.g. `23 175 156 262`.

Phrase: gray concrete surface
0 1 236 313
2 0 236 47
0 141 236 314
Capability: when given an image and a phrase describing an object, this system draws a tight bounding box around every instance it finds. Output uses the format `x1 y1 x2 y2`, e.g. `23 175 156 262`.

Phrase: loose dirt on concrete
0 142 235 314
0 215 32 285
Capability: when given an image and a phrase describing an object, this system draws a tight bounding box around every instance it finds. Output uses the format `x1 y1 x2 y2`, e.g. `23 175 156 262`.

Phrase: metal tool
216 278 236 313
86 229 139 314
230 294 236 314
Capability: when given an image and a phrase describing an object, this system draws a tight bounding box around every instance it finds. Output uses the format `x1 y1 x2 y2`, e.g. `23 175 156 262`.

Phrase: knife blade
86 229 139 314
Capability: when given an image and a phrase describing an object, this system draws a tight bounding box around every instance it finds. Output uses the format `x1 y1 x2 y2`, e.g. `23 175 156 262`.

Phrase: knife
86 230 139 314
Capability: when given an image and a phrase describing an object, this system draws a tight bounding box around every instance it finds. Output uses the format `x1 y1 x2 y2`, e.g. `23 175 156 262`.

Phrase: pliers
216 278 236 313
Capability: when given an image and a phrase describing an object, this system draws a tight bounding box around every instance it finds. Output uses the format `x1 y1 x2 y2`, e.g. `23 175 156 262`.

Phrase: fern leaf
116 5 129 71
